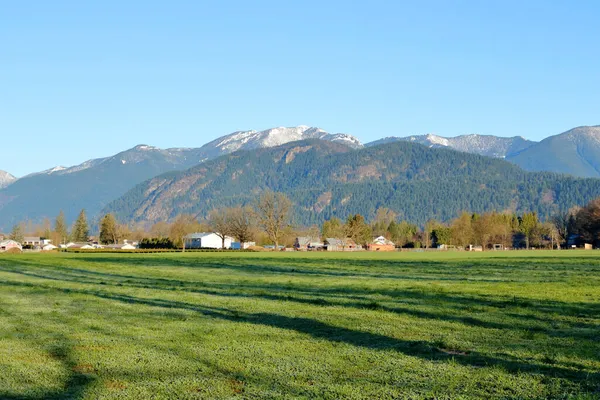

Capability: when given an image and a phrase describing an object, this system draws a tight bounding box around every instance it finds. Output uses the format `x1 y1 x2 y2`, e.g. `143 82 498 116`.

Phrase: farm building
231 242 255 250
184 232 234 249
102 243 137 250
0 240 22 252
64 243 94 250
23 236 42 247
324 238 360 251
367 236 395 251
294 237 324 251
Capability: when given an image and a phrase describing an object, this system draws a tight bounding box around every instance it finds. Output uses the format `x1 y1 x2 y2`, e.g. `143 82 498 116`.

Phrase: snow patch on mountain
0 170 16 189
199 126 363 159
366 134 535 158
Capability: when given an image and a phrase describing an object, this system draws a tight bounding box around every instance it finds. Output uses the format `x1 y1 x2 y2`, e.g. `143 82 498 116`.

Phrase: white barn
184 233 234 249
0 240 22 252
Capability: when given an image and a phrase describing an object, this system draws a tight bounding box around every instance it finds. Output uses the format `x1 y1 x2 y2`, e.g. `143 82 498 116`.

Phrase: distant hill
0 126 360 230
507 126 600 177
0 170 16 189
367 134 535 158
104 139 600 226
0 145 207 230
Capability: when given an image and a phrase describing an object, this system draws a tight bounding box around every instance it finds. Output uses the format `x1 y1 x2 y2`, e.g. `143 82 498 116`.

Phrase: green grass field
0 251 598 399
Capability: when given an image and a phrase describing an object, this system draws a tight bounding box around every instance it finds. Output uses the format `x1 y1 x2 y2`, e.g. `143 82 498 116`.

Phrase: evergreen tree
72 209 89 242
9 223 24 243
519 212 539 249
432 226 452 247
344 214 372 246
99 213 119 244
54 210 69 244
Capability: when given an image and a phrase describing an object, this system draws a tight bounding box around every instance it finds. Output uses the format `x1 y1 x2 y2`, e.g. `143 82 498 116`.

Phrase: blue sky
2 0 600 176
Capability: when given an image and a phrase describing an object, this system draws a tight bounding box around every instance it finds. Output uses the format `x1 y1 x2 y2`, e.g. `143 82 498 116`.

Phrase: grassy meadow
0 250 598 399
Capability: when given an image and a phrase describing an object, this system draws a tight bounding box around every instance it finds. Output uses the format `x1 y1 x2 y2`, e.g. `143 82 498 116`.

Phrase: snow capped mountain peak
424 134 450 147
0 170 16 189
200 125 363 158
134 144 158 151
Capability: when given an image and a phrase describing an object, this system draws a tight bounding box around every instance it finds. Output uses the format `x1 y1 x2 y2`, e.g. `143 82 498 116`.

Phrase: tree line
7 192 600 249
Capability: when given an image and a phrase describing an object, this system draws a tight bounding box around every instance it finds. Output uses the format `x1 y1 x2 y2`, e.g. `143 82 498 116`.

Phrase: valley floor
0 251 598 399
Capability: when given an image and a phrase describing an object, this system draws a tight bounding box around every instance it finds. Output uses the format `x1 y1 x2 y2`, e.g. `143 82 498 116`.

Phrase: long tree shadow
0 309 95 400
1 264 598 345
59 288 600 391
60 253 600 282
1 279 598 393
3 259 599 317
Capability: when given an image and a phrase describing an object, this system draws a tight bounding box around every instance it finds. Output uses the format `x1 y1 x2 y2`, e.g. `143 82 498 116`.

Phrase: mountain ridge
104 139 600 226
0 126 361 229
3 124 600 230
506 126 600 177
366 134 536 158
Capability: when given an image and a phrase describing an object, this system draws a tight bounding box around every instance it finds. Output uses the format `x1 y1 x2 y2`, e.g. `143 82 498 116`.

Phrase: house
294 237 324 251
367 236 395 251
104 243 137 250
184 232 234 249
231 241 256 250
23 237 42 247
324 238 360 251
0 240 22 252
65 243 94 250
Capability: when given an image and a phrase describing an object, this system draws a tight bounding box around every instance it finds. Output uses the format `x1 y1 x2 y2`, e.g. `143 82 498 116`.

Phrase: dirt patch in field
105 380 127 390
73 363 96 374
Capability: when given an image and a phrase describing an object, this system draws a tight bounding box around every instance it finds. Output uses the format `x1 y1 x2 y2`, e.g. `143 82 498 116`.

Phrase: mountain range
104 139 600 226
372 126 600 178
0 127 361 229
1 124 600 229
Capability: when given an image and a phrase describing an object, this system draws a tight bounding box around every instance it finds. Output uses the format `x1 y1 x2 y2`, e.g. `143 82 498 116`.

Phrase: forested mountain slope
105 140 600 226
0 126 360 230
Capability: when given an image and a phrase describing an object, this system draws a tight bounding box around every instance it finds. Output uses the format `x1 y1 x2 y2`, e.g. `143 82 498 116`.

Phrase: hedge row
59 248 255 254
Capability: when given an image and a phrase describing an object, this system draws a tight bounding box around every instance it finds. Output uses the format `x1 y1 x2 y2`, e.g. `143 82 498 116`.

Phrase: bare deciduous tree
227 206 254 244
253 191 292 250
208 209 232 248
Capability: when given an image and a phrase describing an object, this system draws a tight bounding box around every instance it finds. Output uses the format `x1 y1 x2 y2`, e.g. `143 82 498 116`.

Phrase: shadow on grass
45 254 586 283
2 279 599 395
0 313 95 400
1 263 598 342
